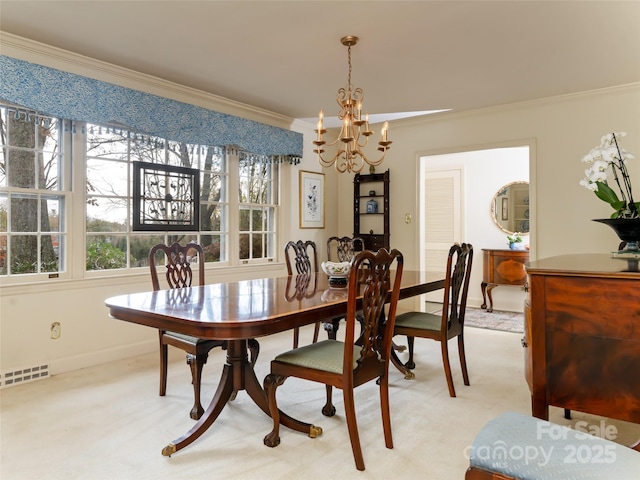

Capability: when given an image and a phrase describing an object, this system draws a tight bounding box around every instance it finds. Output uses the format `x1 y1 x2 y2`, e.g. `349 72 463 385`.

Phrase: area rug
464 307 524 333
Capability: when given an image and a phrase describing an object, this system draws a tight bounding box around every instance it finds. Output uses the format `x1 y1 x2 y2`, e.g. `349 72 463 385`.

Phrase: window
0 105 69 277
238 154 277 262
85 124 229 271
0 101 281 280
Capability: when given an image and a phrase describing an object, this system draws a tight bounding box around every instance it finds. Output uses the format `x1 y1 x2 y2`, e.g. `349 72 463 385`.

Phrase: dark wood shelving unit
353 169 390 251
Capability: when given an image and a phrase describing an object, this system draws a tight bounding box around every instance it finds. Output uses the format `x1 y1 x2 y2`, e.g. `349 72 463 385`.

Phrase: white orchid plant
580 132 639 219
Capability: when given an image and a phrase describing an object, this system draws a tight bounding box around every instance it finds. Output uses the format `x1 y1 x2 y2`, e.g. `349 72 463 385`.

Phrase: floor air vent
1 365 49 388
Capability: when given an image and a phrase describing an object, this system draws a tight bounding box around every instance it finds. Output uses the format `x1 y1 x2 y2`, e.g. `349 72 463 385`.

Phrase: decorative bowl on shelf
321 261 351 287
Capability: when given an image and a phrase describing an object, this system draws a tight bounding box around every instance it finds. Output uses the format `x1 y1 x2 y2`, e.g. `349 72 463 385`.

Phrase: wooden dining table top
105 270 445 339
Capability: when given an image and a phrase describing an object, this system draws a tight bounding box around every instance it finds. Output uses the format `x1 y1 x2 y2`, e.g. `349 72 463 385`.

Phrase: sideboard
480 248 529 312
524 254 640 425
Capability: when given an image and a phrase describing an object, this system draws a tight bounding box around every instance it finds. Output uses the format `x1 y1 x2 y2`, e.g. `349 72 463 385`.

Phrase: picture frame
501 197 509 221
299 170 325 229
133 162 200 231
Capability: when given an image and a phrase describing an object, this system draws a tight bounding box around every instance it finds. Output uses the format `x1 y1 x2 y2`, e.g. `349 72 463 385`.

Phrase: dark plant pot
593 218 640 251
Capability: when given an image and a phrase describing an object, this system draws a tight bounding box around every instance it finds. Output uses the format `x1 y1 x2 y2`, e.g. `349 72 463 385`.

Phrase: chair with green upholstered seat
149 242 259 420
392 243 473 397
263 248 404 471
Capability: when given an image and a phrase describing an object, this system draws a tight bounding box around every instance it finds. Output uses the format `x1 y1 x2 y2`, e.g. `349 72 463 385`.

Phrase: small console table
480 248 529 312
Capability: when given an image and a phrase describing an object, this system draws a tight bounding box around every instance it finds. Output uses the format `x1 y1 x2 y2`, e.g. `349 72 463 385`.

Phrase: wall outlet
50 322 61 339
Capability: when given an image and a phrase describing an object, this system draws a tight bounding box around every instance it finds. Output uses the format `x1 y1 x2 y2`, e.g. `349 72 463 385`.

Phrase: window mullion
70 124 87 278
227 149 240 265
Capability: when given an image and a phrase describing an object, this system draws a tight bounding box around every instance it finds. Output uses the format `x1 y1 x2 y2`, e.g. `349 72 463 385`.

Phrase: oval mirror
490 181 530 234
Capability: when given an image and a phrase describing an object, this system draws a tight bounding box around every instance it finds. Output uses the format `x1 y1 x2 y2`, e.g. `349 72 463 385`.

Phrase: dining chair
284 240 320 348
325 236 365 339
326 235 364 262
263 248 404 471
391 243 473 397
149 241 259 419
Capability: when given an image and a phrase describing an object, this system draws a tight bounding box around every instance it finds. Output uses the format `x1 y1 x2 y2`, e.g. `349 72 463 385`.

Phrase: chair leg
293 327 300 348
322 385 336 416
343 388 365 471
159 341 169 396
441 340 456 397
379 373 393 450
458 333 470 386
186 353 208 420
324 318 341 340
312 321 320 343
405 336 416 369
263 373 286 447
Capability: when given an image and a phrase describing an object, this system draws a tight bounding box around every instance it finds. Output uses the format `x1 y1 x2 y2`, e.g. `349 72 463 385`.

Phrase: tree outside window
0 105 65 276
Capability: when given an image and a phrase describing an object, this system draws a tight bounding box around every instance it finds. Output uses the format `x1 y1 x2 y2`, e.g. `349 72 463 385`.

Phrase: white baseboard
50 340 157 376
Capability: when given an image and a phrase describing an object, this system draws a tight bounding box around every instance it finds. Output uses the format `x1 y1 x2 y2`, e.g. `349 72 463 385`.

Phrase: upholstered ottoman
466 411 640 479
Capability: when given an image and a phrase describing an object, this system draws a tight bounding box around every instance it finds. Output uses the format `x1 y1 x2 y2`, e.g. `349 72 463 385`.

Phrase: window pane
265 207 275 232
86 235 128 270
202 235 223 262
87 197 128 232
252 233 263 259
239 233 249 260
11 234 37 273
130 234 166 268
0 234 6 274
166 140 191 167
201 172 223 202
239 207 250 231
41 234 60 272
87 126 129 161
7 148 36 188
39 152 60 191
0 194 6 232
54 234 65 272
11 194 38 232
264 232 276 258
42 195 63 232
201 202 223 232
6 110 36 148
166 234 197 245
251 208 263 231
87 158 129 197
40 116 61 153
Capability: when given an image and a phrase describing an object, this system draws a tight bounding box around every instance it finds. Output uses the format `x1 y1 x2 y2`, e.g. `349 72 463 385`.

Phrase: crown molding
0 31 295 129
391 82 640 129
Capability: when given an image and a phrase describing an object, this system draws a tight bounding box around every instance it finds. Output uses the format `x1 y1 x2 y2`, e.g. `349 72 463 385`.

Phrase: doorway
419 145 530 312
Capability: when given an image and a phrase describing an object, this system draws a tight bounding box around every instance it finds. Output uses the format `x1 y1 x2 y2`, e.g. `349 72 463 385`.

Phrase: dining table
105 269 444 456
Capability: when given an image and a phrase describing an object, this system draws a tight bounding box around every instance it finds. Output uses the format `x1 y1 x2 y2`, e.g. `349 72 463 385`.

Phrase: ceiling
1 1 639 126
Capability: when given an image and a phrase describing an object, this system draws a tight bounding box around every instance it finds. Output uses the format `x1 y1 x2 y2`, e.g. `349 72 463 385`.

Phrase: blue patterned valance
0 55 302 159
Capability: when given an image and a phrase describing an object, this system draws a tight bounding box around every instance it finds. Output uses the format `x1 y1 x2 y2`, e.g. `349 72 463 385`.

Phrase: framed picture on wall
501 197 509 221
299 170 325 229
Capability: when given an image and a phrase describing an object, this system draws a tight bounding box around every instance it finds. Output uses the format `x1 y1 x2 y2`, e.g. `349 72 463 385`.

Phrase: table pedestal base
161 339 319 456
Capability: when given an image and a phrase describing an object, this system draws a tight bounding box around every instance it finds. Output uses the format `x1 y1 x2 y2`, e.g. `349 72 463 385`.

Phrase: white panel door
420 167 462 305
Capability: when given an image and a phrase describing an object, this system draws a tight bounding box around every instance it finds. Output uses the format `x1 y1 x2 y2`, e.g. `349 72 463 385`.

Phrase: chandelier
313 36 391 173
